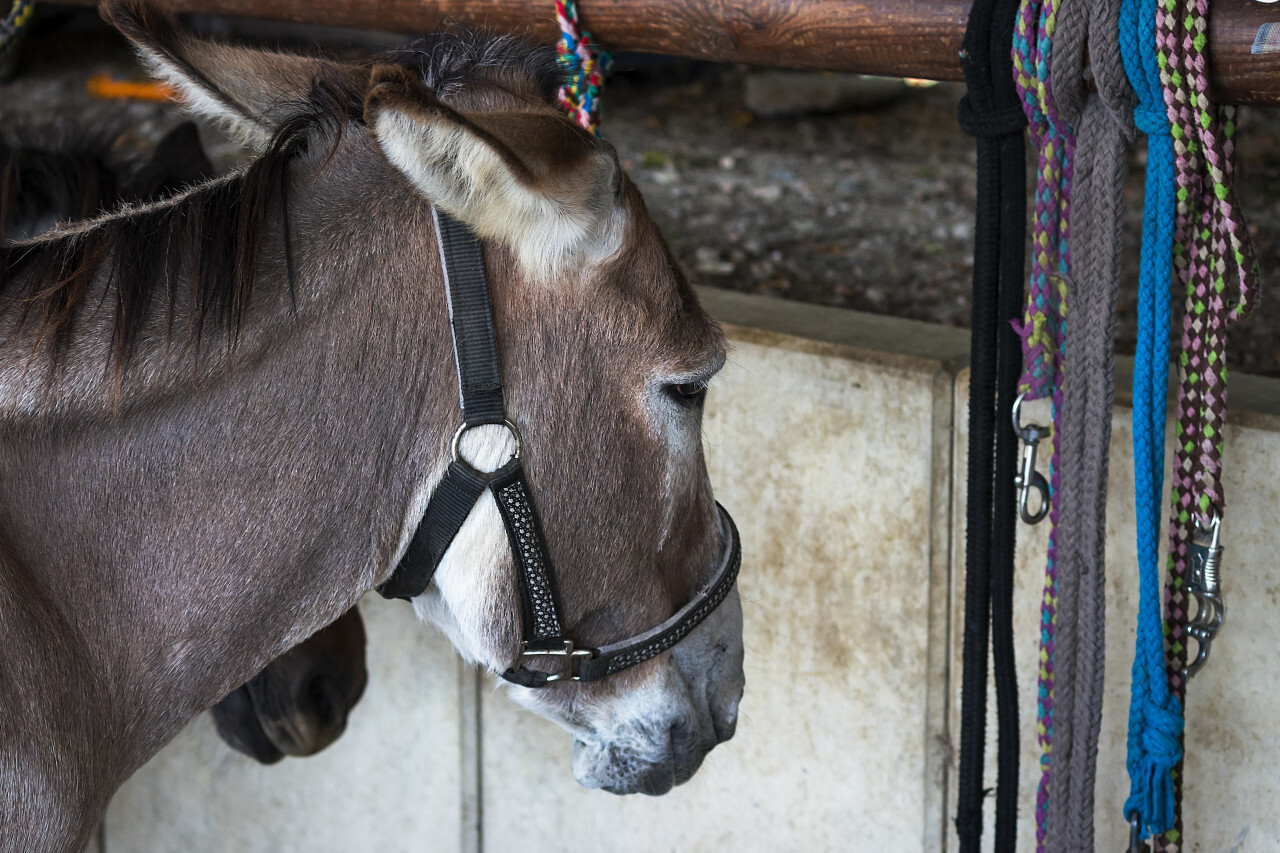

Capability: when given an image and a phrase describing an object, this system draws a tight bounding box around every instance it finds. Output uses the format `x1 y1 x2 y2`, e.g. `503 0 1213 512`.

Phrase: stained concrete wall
102 289 1280 852
105 597 469 852
947 371 1280 852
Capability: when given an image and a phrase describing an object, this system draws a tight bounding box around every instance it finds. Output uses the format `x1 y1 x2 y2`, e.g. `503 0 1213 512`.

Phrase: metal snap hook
1127 811 1149 853
1012 392 1051 525
1182 513 1225 681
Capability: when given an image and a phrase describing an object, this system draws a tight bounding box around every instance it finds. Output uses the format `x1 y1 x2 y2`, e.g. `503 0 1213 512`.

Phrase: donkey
1 122 370 765
0 2 743 849
211 607 367 763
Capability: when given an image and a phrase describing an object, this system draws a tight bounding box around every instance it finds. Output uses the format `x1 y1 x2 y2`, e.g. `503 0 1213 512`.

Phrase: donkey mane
0 28 563 371
0 92 340 369
384 29 564 106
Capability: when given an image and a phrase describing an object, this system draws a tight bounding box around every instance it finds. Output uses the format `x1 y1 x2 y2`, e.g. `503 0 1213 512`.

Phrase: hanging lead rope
1041 1 1135 849
955 0 1027 849
1119 0 1184 844
1011 0 1073 847
0 0 35 72
554 0 612 136
1152 0 1260 849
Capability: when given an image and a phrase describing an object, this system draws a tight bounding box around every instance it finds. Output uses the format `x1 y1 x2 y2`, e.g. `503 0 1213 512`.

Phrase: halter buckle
518 639 595 683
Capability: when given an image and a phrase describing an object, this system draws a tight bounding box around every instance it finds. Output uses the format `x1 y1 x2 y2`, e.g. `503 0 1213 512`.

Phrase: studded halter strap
377 208 742 688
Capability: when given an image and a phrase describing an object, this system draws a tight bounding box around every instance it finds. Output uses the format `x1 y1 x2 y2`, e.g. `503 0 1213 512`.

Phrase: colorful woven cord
1154 1 1260 850
0 0 35 69
554 0 612 135
1119 0 1184 839
1012 0 1072 847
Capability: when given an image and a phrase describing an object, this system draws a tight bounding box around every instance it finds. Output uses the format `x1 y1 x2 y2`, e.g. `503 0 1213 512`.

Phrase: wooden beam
65 0 1280 105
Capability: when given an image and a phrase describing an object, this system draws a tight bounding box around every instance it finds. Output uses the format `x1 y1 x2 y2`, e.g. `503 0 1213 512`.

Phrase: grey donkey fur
0 2 744 849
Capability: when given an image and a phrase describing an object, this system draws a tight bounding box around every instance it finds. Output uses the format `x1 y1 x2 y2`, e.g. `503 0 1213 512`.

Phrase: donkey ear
363 64 624 274
101 0 359 143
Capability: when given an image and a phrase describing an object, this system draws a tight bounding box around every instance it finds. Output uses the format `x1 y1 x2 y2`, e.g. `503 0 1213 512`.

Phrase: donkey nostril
712 696 740 744
306 675 343 730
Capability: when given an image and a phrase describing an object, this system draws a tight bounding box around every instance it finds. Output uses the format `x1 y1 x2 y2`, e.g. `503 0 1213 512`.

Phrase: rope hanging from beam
1120 0 1184 842
1038 0 1135 847
0 0 35 71
1011 0 1073 843
1150 0 1261 849
554 0 612 135
954 0 1026 848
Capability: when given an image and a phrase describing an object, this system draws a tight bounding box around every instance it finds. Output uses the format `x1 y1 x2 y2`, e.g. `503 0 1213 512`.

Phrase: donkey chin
508 589 745 796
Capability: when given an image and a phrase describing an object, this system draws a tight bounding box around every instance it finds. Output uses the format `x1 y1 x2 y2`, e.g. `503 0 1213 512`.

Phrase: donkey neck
0 162 308 422
0 138 459 834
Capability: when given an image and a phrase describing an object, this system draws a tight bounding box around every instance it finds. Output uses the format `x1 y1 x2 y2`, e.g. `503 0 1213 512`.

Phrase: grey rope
1044 0 1136 849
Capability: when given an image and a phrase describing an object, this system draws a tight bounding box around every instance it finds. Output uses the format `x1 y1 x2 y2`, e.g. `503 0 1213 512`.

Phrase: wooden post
68 0 1280 105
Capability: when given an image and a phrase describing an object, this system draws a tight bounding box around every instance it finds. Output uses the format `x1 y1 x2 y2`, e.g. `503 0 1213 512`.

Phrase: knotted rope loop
554 0 612 136
1130 686 1186 835
957 97 1028 138
1132 103 1170 136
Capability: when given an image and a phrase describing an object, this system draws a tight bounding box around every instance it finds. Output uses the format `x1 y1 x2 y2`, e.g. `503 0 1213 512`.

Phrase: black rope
955 0 1026 849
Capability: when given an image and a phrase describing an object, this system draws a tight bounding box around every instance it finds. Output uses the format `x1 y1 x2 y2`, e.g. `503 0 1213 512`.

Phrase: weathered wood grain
62 0 1280 105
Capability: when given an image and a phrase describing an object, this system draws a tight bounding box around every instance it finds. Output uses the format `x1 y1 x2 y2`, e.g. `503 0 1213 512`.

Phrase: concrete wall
103 289 1280 852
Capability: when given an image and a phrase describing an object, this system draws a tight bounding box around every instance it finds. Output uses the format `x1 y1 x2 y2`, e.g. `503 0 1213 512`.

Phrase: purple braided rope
1012 1 1073 848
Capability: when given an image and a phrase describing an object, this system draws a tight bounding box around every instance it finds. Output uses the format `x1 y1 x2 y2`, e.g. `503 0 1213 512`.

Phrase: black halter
378 209 741 688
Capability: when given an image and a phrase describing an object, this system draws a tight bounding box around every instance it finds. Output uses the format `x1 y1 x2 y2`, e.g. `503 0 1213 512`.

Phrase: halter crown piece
377 209 741 687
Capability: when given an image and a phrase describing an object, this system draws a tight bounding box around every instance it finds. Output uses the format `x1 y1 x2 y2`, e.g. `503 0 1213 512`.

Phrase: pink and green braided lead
555 0 612 136
1154 0 1260 850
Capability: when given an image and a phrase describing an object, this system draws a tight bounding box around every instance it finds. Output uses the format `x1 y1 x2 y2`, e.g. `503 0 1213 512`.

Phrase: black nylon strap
580 506 741 681
500 505 741 687
490 461 565 643
377 210 503 600
382 206 743 690
377 460 490 600
955 0 1026 850
434 208 505 426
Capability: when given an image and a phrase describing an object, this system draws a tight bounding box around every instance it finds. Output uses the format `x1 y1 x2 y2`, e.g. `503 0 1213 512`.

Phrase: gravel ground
3 14 1277 375
605 62 1280 377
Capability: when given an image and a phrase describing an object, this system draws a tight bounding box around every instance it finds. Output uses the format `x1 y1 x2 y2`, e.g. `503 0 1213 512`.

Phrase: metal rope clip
1183 512 1225 680
1126 811 1149 853
1011 392 1051 524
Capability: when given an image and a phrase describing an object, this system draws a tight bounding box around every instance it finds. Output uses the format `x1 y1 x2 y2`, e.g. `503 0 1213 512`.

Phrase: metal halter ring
451 420 521 476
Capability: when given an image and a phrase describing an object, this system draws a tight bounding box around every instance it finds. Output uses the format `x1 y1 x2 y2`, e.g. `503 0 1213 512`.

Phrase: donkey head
106 1 743 795
211 608 368 764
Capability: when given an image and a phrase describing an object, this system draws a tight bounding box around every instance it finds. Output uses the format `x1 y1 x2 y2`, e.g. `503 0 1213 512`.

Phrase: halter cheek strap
377 208 741 687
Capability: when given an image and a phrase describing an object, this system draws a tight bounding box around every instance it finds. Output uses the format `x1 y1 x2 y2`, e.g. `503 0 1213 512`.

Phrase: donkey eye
665 380 709 408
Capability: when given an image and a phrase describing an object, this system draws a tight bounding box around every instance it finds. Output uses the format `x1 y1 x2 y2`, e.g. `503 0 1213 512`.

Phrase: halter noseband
377 209 741 688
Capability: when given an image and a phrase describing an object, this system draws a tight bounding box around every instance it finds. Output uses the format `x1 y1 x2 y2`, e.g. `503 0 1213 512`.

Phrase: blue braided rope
1119 0 1184 840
